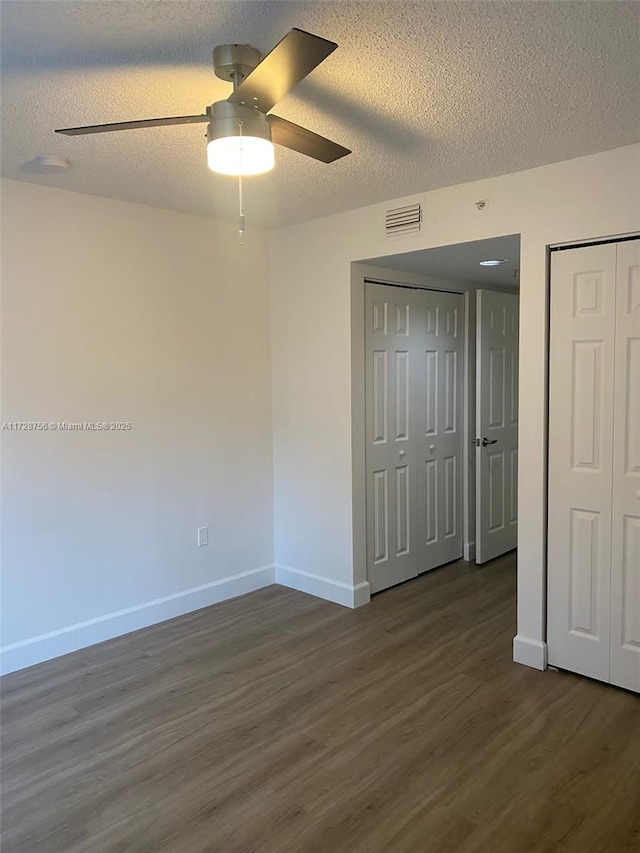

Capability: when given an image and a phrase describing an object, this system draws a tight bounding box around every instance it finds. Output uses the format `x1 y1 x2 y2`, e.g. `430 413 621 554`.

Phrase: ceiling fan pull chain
238 121 245 245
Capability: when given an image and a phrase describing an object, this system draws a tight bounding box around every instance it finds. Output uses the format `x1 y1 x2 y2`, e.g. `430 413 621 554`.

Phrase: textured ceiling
1 1 638 228
365 235 521 288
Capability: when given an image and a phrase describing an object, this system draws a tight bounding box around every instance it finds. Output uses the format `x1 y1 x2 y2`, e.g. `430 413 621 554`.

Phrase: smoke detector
22 155 72 174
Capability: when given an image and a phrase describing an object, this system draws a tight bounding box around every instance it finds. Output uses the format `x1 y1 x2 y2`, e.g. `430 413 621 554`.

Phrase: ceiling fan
55 28 351 177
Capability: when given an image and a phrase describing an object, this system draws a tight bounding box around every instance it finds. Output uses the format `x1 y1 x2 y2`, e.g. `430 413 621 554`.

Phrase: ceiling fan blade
55 115 210 136
268 114 350 164
228 28 337 113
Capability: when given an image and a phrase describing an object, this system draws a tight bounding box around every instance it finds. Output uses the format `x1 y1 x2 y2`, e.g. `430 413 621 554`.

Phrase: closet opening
350 235 521 597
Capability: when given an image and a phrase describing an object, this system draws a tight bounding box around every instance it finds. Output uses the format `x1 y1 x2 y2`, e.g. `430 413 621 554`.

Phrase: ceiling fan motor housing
212 43 261 84
206 101 271 145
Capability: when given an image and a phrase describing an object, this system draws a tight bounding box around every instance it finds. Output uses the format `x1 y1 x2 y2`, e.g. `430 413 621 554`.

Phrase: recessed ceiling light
479 258 507 267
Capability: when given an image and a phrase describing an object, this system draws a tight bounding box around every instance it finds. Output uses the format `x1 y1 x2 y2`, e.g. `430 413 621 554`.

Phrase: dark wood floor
2 554 639 853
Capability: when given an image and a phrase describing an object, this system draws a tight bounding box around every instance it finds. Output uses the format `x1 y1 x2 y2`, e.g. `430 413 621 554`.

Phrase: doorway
351 235 521 594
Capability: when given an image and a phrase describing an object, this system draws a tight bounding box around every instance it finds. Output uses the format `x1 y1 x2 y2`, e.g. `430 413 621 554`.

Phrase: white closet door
418 290 465 572
548 244 617 682
365 284 464 594
365 284 421 593
610 240 640 693
475 290 519 563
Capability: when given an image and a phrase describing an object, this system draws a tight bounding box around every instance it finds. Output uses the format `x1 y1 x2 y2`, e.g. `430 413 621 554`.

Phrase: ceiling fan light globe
207 136 274 176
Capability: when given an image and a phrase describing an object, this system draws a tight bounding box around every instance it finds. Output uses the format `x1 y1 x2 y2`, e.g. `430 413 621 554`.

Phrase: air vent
385 202 421 238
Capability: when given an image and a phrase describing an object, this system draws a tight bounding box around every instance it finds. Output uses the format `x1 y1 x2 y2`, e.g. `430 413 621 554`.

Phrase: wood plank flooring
2 554 639 852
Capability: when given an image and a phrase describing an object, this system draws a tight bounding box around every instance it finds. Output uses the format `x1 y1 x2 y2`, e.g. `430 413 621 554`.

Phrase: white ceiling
364 235 521 288
1 1 638 228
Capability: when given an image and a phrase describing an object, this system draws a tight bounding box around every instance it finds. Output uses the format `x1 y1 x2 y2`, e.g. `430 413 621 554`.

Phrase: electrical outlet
197 526 208 547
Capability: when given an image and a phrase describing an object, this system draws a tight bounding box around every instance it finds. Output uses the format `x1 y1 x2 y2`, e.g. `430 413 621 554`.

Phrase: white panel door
548 244 617 683
418 290 465 573
365 285 420 593
365 284 464 594
610 240 640 693
475 290 519 564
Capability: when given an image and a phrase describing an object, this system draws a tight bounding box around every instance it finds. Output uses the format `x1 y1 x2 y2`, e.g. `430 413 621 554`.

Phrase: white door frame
351 262 475 592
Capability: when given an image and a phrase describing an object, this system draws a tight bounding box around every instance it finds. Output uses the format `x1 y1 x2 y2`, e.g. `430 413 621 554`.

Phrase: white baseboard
275 564 371 609
513 634 548 671
1 564 275 676
463 541 476 562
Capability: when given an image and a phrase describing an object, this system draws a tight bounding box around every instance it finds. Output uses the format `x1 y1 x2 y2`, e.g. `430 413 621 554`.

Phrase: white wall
270 143 640 668
1 180 274 673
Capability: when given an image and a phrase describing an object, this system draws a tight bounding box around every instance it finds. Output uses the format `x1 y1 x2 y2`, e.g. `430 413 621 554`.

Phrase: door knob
399 450 406 457
481 437 498 446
